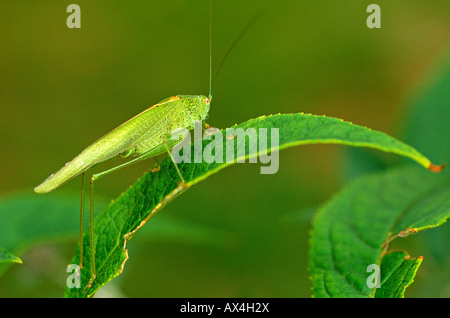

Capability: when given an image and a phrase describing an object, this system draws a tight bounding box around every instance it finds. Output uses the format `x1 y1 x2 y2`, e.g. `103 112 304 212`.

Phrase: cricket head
180 95 211 122
199 94 211 120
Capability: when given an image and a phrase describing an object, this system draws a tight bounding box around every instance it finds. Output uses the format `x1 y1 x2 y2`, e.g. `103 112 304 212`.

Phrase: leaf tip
428 162 445 173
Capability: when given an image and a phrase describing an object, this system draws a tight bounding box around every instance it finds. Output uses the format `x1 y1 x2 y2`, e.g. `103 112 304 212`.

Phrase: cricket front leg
202 121 211 130
151 157 161 173
202 121 222 137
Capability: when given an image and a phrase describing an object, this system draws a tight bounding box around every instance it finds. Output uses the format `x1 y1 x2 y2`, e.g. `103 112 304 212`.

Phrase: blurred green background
0 0 449 297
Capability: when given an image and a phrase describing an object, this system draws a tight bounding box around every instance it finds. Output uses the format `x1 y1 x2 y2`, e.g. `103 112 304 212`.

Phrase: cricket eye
205 98 210 105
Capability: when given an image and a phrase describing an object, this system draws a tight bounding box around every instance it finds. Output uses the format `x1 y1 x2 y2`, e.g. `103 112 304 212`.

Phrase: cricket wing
34 98 181 194
34 120 147 194
130 100 188 155
34 152 93 194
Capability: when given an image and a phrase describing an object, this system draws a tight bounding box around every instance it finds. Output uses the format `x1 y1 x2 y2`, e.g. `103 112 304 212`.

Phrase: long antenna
209 4 263 100
209 0 213 99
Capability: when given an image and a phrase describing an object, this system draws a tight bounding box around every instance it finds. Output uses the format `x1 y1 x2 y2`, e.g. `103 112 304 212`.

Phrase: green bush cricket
34 1 260 290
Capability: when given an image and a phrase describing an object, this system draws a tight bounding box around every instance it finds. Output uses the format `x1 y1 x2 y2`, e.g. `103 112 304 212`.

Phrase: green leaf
317 53 450 298
309 167 450 298
376 251 422 298
342 50 450 181
63 112 442 297
398 51 450 294
0 247 22 264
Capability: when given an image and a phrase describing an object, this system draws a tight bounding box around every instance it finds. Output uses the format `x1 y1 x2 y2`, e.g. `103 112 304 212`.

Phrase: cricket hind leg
163 137 185 185
84 173 96 291
82 151 163 291
82 140 187 291
79 172 85 269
